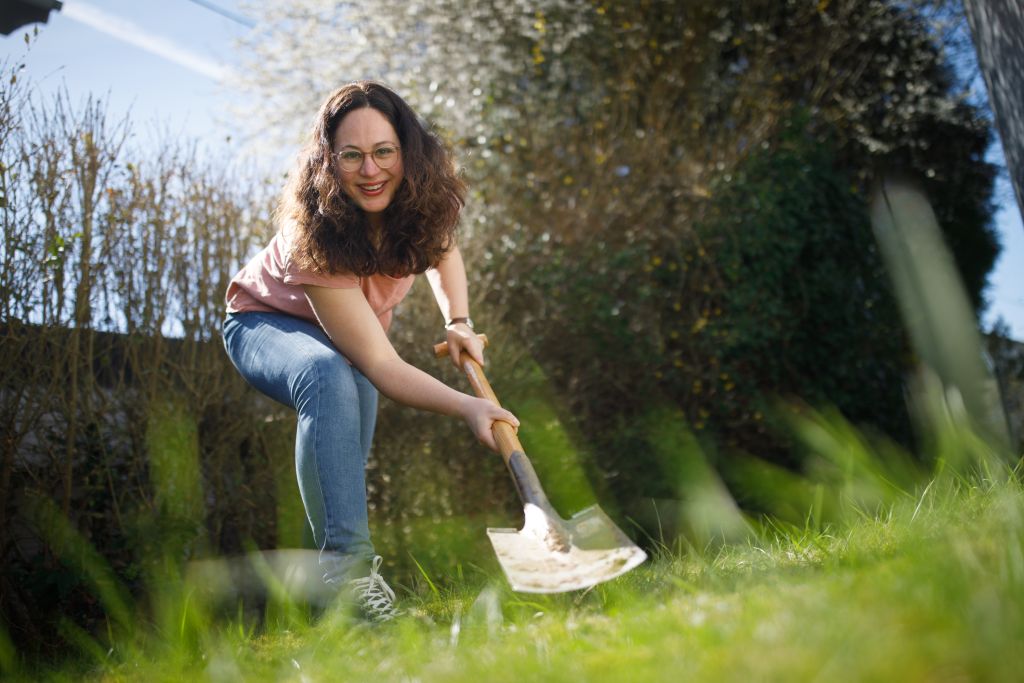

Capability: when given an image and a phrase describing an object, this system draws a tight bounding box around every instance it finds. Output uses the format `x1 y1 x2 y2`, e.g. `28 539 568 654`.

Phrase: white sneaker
346 555 400 622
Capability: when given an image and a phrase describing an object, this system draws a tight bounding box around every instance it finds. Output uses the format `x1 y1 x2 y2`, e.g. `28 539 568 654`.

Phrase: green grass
4 366 1021 682
8 462 1022 682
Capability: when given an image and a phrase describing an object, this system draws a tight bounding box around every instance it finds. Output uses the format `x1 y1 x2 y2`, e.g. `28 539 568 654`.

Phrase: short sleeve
281 251 359 289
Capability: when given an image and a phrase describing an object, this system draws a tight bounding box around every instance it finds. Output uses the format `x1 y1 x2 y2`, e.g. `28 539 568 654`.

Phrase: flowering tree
238 0 996 299
235 0 998 498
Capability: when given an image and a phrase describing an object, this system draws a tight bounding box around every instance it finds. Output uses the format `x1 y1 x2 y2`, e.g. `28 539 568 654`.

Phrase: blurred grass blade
57 617 109 668
186 549 333 611
0 621 16 677
25 494 134 633
641 406 750 545
783 404 921 512
870 175 1012 462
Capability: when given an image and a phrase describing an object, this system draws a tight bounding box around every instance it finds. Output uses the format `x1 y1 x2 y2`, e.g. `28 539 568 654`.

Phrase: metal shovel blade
433 342 648 594
487 502 648 593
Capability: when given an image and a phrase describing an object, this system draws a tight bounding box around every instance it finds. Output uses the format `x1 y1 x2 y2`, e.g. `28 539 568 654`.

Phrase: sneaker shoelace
348 555 399 622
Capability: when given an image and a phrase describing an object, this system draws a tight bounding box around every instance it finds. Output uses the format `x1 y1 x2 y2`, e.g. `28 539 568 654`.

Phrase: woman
222 81 518 622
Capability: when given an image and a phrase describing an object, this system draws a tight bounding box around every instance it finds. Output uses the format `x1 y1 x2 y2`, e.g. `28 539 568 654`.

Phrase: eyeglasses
333 145 401 172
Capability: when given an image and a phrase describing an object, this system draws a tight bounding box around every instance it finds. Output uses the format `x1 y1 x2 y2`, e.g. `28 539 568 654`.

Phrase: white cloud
62 1 230 82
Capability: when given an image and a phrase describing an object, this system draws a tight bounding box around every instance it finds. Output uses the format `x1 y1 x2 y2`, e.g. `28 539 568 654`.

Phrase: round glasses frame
333 145 401 172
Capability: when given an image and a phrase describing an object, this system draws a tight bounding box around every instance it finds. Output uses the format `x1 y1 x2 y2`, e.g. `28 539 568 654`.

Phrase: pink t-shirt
225 227 415 333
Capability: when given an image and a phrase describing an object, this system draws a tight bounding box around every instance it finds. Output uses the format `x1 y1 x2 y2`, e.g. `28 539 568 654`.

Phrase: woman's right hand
460 396 519 452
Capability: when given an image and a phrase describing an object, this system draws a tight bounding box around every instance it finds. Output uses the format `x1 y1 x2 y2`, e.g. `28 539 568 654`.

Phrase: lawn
7 455 1021 682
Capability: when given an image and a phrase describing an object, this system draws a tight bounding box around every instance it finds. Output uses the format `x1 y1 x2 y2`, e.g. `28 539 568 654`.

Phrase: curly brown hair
279 81 466 277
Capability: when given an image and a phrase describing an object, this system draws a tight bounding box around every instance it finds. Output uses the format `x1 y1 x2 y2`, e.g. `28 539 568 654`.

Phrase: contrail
61 1 230 82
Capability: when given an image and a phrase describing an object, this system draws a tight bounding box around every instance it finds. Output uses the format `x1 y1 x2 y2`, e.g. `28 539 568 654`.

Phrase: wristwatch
446 316 474 329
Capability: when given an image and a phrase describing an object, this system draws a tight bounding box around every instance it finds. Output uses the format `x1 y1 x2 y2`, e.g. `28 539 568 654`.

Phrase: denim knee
290 346 359 411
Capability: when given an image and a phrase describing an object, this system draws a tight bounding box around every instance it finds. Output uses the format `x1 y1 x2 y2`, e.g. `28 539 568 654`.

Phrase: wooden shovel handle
434 335 523 466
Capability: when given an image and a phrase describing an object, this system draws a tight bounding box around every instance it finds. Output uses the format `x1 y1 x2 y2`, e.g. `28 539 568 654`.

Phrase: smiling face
332 106 404 220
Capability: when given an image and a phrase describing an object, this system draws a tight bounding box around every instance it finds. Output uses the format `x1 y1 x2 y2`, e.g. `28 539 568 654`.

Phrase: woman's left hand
446 323 484 368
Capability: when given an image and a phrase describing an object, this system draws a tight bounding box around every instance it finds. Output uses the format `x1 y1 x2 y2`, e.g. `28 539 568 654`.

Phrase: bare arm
303 284 517 450
425 244 470 323
426 245 486 368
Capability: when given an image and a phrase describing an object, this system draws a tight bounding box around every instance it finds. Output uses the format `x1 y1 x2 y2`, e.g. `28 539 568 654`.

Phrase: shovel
434 336 647 593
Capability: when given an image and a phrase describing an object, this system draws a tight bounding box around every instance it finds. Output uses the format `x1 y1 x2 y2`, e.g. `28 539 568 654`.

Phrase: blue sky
2 0 1022 340
1 0 251 153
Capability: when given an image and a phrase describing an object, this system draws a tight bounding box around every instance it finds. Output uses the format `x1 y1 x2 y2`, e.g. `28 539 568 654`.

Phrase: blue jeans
223 311 377 584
